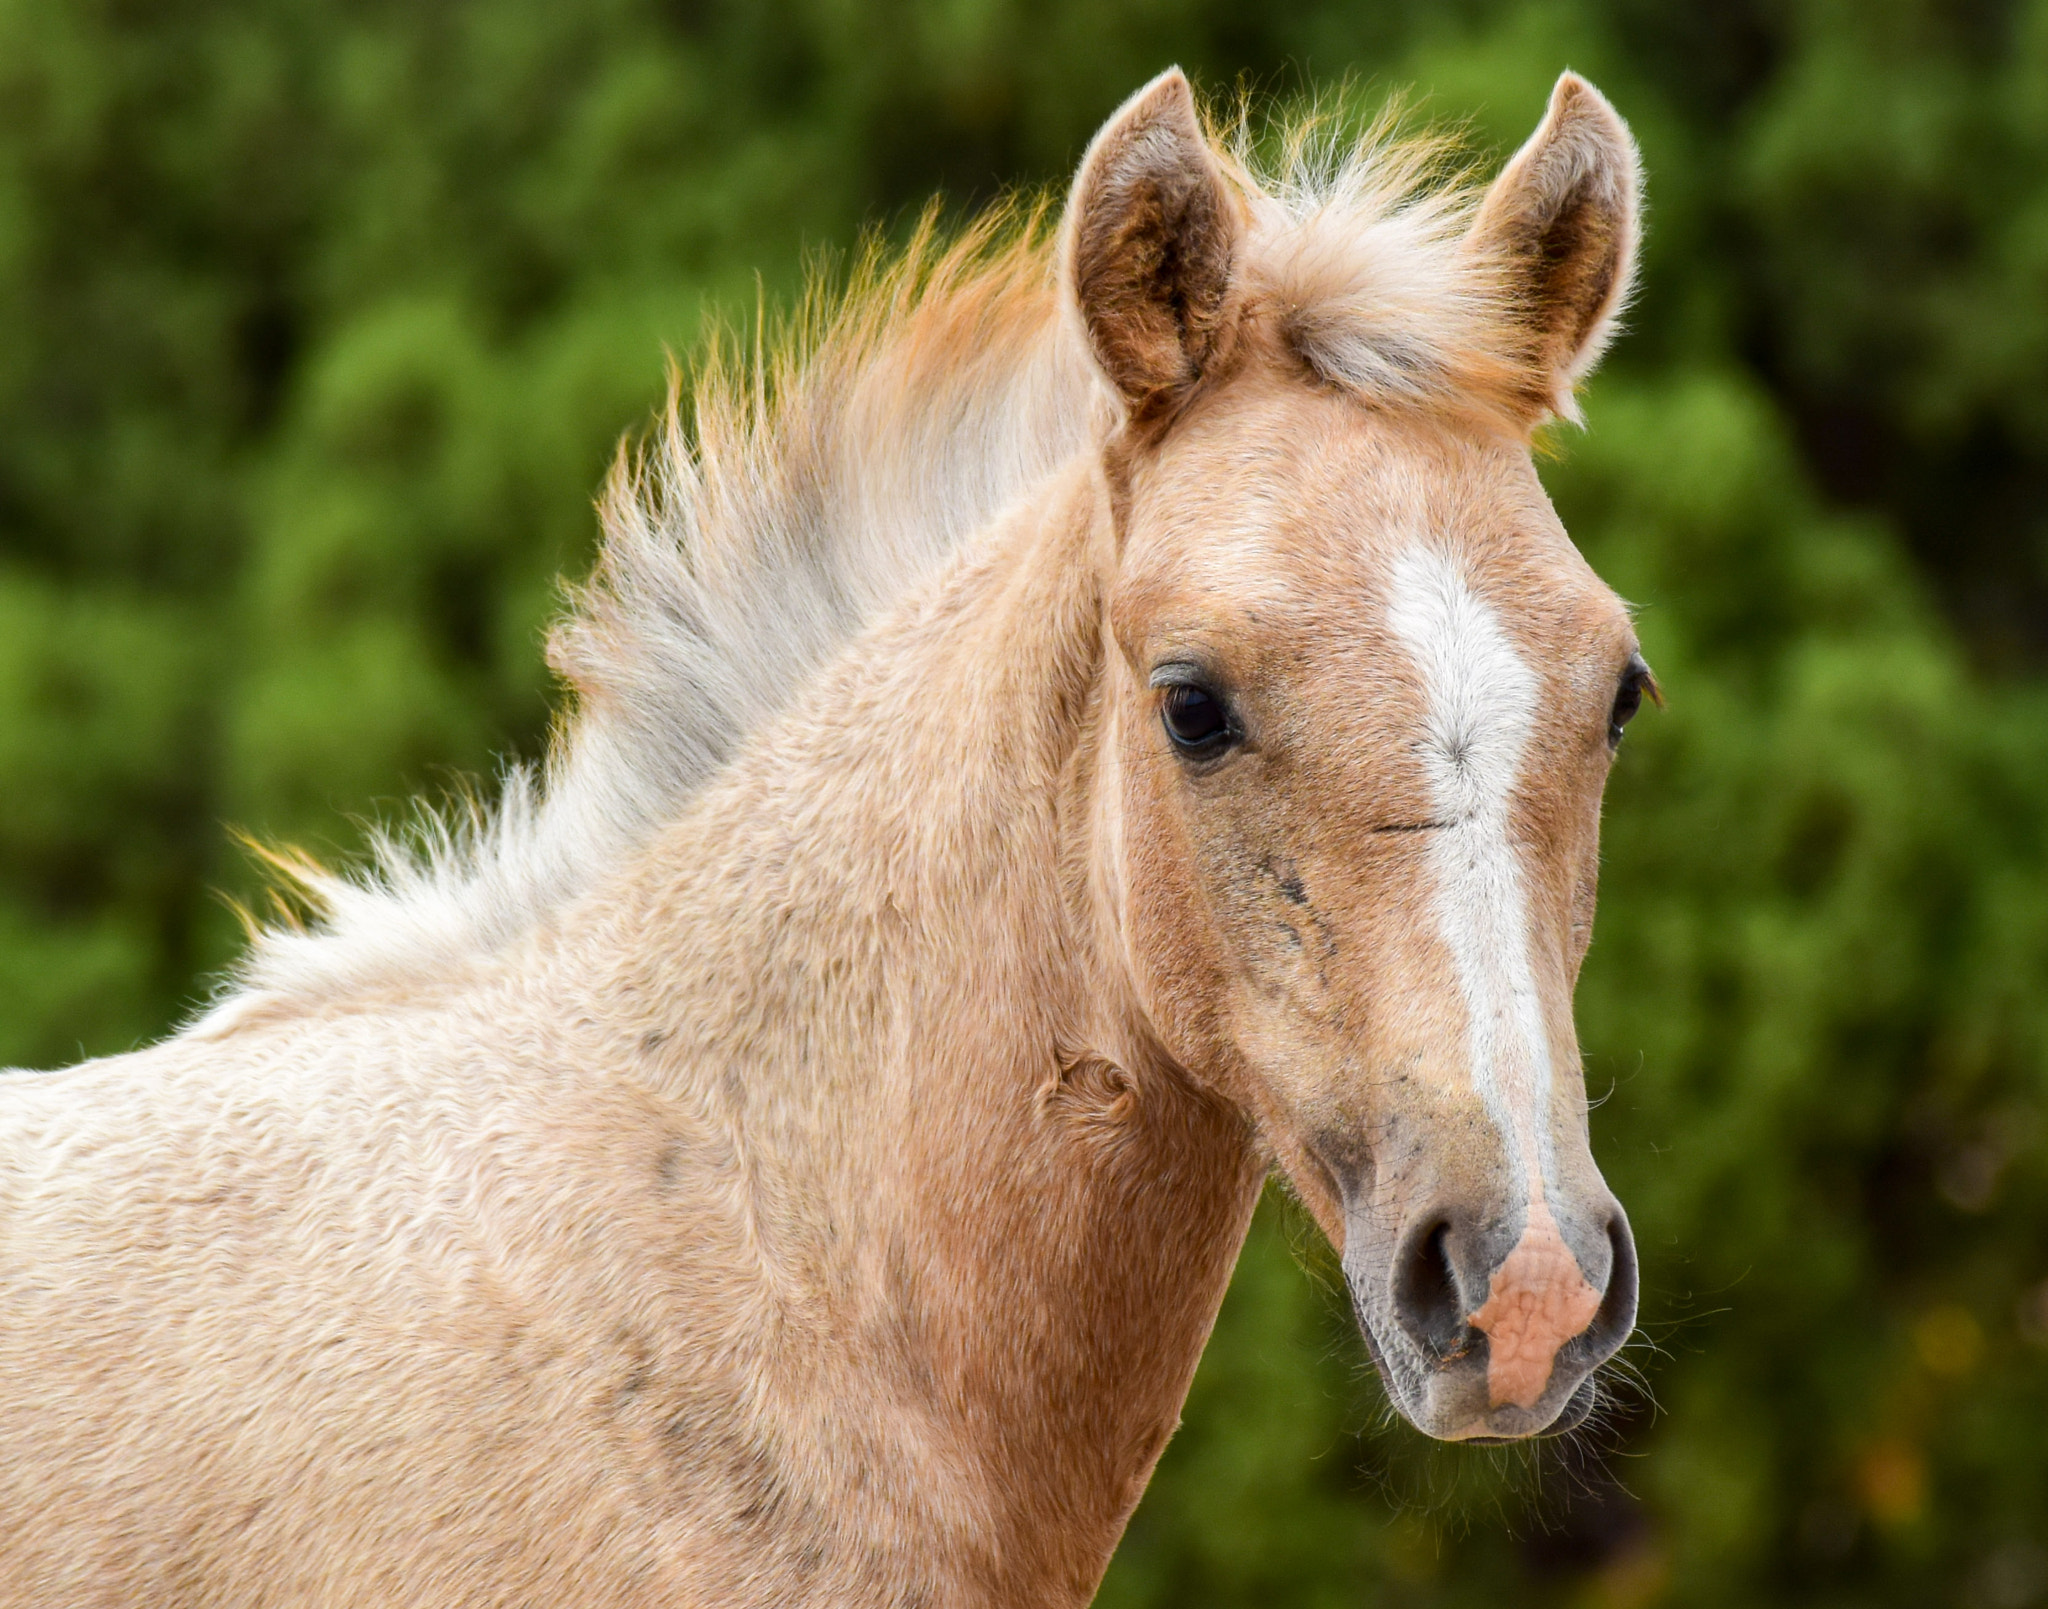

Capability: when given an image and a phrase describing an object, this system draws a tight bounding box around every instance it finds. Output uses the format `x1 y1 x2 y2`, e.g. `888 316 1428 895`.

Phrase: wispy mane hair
202 92 1554 1030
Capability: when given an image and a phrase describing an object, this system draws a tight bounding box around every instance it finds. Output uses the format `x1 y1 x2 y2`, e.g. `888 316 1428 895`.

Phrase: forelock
1222 110 1538 428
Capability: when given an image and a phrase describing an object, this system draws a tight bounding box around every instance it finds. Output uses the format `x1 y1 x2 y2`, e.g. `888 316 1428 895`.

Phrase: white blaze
1384 544 1554 1205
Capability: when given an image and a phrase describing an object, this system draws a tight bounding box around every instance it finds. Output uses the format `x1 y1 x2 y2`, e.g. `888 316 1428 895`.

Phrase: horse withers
0 68 1650 1607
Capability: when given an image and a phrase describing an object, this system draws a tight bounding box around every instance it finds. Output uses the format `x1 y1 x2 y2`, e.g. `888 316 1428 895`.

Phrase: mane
196 97 1540 1032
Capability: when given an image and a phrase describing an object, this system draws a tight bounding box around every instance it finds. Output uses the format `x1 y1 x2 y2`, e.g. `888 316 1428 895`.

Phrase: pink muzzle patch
1466 1195 1603 1409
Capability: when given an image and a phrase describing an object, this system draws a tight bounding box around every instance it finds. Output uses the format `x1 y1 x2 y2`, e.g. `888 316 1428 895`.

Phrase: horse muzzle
1343 1188 1639 1441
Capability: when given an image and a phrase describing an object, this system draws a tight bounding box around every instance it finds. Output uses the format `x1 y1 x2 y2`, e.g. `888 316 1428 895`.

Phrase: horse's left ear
1469 73 1641 424
1062 69 1240 418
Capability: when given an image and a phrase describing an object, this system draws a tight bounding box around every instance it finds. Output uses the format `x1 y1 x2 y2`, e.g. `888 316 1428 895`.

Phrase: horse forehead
1124 388 1625 662
1150 389 1547 552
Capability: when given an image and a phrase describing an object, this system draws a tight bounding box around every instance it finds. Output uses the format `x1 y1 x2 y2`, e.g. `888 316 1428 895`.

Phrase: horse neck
578 459 1263 1599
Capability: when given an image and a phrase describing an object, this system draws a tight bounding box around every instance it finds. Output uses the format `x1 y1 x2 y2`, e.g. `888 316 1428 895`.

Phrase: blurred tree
3 2 2047 1605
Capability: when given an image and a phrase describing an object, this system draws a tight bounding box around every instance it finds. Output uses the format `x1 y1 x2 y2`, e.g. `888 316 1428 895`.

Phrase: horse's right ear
1062 69 1240 418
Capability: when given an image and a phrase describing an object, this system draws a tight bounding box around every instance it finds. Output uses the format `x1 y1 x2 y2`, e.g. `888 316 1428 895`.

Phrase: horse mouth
1442 1375 1600 1445
1351 1302 1608 1444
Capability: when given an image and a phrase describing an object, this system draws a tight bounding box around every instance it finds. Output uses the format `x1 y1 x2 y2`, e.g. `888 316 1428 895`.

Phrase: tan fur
0 71 1647 1603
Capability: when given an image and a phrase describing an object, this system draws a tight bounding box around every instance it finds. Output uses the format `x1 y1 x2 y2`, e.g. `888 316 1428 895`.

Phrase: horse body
0 467 1259 1605
1 1009 716 1602
0 69 1652 1606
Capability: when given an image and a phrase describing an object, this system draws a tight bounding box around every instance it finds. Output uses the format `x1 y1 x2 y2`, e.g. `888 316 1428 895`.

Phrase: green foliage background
5 1 2048 1604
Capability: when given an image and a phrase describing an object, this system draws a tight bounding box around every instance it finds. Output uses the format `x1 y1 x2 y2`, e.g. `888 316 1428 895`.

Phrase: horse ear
1062 69 1240 416
1469 73 1641 423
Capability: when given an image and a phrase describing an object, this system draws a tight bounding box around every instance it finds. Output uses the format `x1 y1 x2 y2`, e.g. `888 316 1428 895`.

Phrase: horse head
1068 69 1647 1442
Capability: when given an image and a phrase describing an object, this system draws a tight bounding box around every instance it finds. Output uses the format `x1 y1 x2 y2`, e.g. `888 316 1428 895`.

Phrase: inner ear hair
1469 72 1642 423
1064 69 1240 417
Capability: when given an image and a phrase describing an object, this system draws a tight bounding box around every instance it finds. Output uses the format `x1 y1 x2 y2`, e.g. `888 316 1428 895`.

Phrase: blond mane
201 100 1551 1031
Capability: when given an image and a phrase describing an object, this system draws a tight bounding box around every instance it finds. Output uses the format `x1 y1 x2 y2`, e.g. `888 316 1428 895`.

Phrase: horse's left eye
1609 654 1655 747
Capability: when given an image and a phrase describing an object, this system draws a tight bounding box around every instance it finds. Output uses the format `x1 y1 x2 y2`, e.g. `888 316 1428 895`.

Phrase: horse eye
1608 654 1654 747
1161 683 1233 753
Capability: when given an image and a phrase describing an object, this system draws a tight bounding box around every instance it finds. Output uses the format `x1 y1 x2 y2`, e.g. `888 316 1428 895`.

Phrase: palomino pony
0 69 1653 1606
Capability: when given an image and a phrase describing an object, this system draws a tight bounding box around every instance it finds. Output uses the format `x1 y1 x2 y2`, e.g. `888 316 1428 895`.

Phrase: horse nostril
1393 1219 1474 1360
1583 1210 1639 1357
